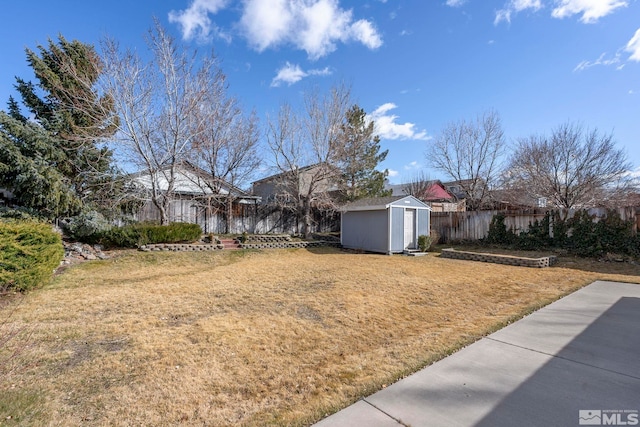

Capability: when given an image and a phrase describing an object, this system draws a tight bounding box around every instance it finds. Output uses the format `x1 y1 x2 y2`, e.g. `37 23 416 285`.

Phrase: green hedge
0 221 64 292
99 222 202 248
485 210 639 258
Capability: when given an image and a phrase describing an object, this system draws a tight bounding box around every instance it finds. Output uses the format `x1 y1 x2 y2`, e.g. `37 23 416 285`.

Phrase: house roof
252 162 337 185
130 162 258 200
340 195 431 212
385 180 456 201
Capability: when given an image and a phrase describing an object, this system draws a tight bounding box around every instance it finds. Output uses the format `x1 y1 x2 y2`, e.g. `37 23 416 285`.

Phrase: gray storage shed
340 195 431 255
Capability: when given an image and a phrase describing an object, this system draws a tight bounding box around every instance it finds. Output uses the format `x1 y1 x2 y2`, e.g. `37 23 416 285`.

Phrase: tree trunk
225 196 233 234
302 199 313 239
152 197 170 225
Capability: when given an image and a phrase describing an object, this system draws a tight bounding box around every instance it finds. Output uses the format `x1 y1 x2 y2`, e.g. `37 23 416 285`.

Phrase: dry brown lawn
1 247 639 426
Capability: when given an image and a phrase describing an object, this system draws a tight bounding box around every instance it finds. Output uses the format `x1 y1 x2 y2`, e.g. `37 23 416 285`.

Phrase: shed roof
340 195 430 212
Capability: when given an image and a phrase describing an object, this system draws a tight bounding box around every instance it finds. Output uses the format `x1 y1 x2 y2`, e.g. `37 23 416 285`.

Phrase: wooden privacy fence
135 197 340 235
431 207 640 243
134 196 640 242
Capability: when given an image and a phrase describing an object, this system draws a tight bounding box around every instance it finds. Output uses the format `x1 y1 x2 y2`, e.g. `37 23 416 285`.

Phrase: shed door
404 209 416 249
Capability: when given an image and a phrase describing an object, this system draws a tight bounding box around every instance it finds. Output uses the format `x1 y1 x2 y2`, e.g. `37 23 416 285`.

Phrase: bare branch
427 110 506 210
505 122 634 209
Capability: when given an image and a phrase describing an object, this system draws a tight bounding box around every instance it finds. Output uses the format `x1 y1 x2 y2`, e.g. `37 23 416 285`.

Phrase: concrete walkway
314 281 640 427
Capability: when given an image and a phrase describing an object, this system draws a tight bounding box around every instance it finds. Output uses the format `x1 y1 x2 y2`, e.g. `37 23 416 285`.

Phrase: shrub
99 222 202 248
418 235 432 252
0 207 42 222
486 213 516 245
515 213 553 250
0 221 63 292
565 210 635 257
481 209 639 259
61 210 112 242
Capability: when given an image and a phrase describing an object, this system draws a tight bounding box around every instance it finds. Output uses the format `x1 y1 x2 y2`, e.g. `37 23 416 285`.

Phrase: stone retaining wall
240 240 340 250
440 248 557 268
241 234 292 243
140 243 224 252
139 240 340 252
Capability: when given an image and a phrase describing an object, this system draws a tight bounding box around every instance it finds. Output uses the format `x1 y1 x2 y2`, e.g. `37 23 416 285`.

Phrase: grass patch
1 247 638 426
0 389 45 426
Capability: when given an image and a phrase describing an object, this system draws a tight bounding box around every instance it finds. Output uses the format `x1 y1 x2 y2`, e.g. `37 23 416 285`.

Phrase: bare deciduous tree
505 122 634 209
101 22 228 224
188 79 261 232
402 171 437 199
427 110 506 210
265 84 351 238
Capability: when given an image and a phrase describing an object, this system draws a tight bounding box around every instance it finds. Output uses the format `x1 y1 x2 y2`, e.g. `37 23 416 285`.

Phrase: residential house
487 188 550 210
385 180 465 212
252 163 340 206
130 162 259 233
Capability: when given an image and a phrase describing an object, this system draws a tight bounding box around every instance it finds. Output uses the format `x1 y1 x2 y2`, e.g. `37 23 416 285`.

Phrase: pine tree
0 109 80 217
1 35 117 217
337 105 391 201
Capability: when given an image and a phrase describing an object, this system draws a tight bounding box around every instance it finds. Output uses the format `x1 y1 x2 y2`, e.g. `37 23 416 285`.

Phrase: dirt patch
62 337 129 369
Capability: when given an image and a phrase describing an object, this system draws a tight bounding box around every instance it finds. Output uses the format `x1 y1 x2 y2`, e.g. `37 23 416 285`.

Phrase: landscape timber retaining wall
440 248 557 268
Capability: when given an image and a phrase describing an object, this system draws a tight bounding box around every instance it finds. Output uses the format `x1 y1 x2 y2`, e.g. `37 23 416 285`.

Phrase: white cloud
551 0 627 23
387 169 399 177
240 0 382 60
446 0 467 7
168 0 230 41
271 62 332 87
626 28 640 61
495 0 542 25
239 0 293 51
169 0 382 59
404 161 420 170
368 103 430 141
350 19 383 50
575 28 640 72
573 52 622 71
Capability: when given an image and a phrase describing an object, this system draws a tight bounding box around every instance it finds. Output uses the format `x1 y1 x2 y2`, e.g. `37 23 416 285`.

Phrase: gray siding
252 181 279 203
418 209 430 236
390 207 405 253
341 210 388 253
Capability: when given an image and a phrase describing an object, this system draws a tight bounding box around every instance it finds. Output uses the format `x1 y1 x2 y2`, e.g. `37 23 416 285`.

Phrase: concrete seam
485 337 640 381
361 398 410 427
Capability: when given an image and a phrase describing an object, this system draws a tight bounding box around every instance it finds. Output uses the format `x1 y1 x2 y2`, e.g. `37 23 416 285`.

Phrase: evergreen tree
6 96 25 122
0 35 117 217
337 105 391 201
0 110 80 217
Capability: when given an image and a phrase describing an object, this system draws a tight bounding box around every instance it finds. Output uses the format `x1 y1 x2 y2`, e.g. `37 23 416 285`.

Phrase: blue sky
1 0 639 184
